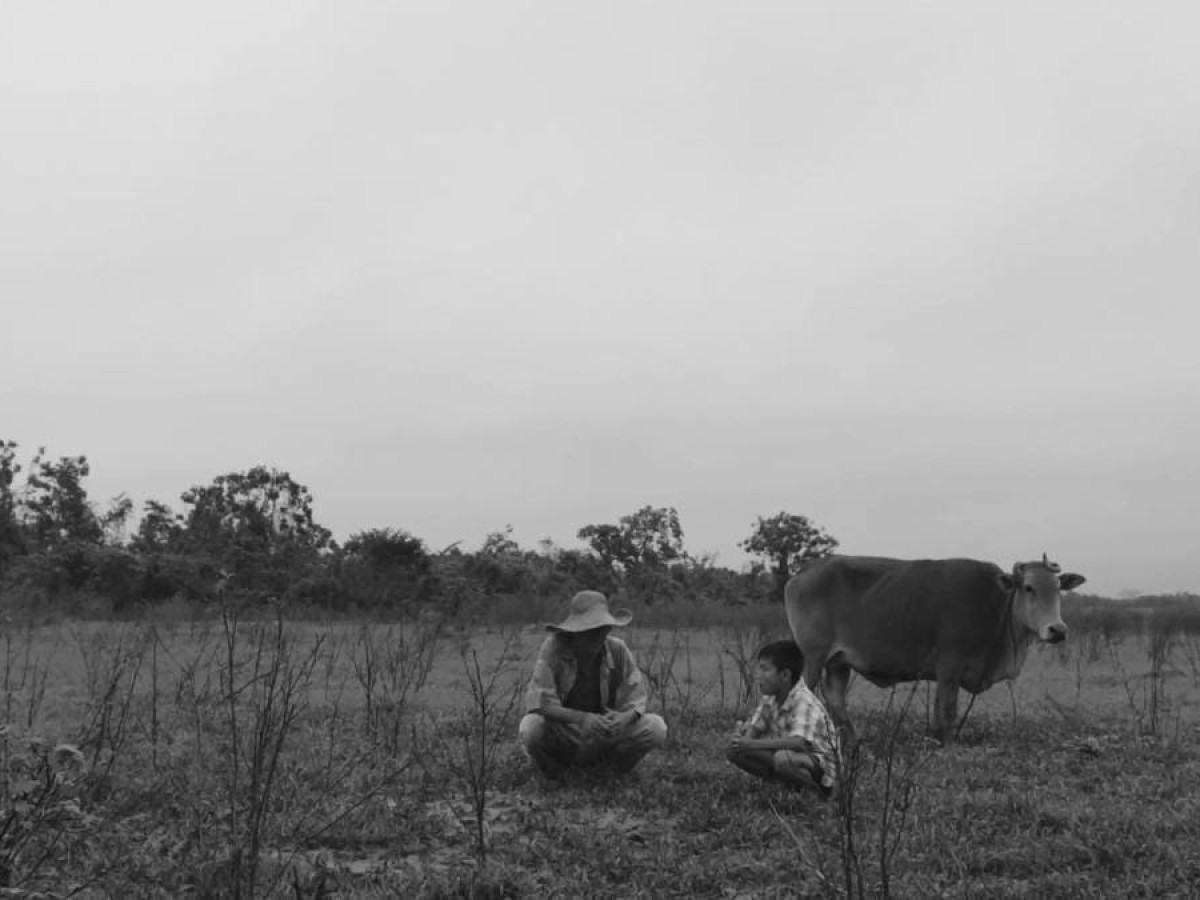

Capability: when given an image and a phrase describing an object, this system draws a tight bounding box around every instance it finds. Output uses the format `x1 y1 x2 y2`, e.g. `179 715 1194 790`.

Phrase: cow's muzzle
1044 623 1068 644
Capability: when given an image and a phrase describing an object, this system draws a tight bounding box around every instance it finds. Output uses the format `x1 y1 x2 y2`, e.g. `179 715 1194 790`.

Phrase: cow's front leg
823 661 855 745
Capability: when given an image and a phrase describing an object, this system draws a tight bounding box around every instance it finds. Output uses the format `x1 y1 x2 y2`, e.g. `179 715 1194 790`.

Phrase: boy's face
755 658 791 697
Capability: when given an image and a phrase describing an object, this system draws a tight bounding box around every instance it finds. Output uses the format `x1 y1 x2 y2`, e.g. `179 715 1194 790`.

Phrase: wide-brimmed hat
547 590 633 633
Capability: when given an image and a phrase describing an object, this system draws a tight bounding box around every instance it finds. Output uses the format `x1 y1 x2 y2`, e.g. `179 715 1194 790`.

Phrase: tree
130 499 185 554
340 527 432 607
577 505 685 573
99 493 134 546
740 512 839 602
463 525 528 597
0 440 23 574
0 443 120 597
576 505 686 603
180 466 330 553
576 522 633 574
20 449 102 547
343 528 429 573
478 524 520 558
178 466 332 596
621 505 684 568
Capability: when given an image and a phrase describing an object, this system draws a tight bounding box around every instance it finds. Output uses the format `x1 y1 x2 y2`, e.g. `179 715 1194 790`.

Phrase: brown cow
784 554 1085 743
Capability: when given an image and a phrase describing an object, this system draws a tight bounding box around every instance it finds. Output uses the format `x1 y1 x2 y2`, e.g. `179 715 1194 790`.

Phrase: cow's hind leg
932 678 959 745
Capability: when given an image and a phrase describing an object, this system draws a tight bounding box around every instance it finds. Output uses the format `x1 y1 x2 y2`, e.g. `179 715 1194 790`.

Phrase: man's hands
579 709 640 739
603 708 639 733
579 712 609 740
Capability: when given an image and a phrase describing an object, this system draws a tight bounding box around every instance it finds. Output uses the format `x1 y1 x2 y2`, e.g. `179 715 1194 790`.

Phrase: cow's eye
1024 585 1035 594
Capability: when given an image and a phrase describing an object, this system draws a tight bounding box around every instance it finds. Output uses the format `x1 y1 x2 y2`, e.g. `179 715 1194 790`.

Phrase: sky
3 2 1199 598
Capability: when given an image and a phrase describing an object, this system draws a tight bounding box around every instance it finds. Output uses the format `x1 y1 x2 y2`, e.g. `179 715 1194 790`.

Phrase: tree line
0 440 839 615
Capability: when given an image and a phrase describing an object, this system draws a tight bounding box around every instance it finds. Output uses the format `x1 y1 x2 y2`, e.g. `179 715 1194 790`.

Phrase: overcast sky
4 2 1199 597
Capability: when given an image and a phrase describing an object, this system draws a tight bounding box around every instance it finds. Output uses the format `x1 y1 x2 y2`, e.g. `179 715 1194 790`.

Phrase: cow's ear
998 572 1015 592
1059 573 1086 592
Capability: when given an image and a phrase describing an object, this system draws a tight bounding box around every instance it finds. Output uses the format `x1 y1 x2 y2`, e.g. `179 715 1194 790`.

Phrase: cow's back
786 556 1009 686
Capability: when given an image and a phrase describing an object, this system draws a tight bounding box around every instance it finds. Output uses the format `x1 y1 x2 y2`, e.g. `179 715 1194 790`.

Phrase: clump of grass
0 732 92 891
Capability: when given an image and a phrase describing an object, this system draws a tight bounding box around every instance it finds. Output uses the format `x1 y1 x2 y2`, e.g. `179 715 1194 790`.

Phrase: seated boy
727 639 838 797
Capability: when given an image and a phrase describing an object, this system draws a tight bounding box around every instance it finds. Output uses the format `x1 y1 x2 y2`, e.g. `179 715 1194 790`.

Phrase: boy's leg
727 747 778 782
608 713 667 774
773 749 830 796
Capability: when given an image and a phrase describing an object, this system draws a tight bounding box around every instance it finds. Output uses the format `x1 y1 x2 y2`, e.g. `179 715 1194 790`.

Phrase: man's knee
518 713 545 751
609 714 666 773
638 713 668 748
520 713 571 774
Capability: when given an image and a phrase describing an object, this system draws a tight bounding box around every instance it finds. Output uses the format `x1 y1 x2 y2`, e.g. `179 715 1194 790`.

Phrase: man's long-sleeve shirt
524 634 648 716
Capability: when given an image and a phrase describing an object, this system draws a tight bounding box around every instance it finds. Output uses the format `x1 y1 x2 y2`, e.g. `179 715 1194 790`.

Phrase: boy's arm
740 700 767 738
729 702 773 746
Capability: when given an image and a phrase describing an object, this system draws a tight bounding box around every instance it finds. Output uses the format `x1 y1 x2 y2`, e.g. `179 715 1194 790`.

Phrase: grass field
2 612 1199 897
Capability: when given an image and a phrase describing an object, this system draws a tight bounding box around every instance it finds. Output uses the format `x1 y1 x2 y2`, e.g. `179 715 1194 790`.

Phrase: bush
1065 593 1200 637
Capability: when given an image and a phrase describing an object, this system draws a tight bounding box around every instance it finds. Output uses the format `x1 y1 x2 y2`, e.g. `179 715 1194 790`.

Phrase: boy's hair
756 640 805 685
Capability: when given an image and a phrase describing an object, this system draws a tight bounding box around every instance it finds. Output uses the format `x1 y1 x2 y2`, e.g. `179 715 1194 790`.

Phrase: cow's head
1000 553 1086 643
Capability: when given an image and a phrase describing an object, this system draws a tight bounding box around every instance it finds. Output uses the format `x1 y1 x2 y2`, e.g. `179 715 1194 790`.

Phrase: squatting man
518 590 667 777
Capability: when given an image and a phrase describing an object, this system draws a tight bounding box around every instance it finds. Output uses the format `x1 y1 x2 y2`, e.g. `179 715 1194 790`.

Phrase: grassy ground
1 616 1198 897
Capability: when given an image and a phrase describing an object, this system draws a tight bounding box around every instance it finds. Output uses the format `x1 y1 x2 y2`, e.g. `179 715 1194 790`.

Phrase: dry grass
0 617 1198 897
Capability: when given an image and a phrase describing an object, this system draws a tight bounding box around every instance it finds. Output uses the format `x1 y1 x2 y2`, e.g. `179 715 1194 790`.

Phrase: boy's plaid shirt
746 681 839 787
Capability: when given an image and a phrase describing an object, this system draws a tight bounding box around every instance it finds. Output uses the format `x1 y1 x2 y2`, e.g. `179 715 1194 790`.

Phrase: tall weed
216 603 323 898
827 684 936 899
350 619 439 754
719 624 766 712
1 623 52 731
1106 630 1181 739
414 631 524 865
70 623 151 782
